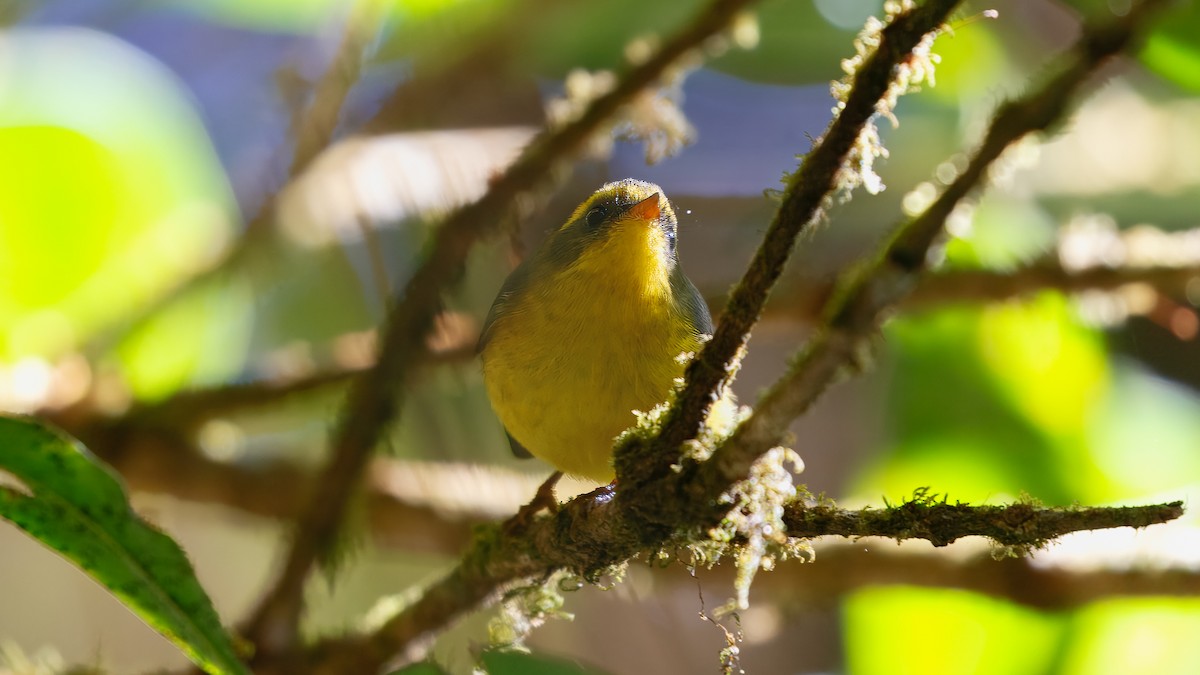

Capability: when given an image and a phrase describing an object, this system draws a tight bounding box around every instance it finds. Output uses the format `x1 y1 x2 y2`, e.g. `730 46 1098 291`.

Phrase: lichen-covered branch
281 495 1183 673
245 0 764 656
783 499 1185 548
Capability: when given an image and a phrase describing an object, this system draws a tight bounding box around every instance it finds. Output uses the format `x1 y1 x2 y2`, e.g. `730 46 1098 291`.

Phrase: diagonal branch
245 0 764 656
617 0 962 493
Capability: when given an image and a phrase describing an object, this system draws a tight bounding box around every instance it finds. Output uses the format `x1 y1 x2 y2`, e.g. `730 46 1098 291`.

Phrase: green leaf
480 649 608 675
1131 0 1200 93
1062 598 1200 675
386 662 451 675
1063 0 1200 93
845 587 1064 675
0 416 250 675
0 29 234 361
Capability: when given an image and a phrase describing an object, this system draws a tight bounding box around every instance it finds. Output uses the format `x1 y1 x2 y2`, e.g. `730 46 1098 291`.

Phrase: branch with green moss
782 497 1185 549
244 0 766 657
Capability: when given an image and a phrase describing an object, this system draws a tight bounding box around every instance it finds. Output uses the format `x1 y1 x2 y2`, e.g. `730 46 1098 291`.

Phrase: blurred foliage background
2 0 1200 673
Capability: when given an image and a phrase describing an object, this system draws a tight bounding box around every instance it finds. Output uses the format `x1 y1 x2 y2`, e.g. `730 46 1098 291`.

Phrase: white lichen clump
712 447 810 616
828 0 942 199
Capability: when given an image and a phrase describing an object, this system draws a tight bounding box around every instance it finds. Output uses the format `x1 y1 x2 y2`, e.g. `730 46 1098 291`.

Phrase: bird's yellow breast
481 221 701 483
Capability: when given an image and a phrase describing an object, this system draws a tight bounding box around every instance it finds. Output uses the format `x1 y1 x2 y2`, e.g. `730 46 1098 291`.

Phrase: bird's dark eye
584 206 609 229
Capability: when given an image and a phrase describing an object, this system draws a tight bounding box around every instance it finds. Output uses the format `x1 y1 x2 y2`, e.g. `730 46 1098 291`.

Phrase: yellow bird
479 179 713 484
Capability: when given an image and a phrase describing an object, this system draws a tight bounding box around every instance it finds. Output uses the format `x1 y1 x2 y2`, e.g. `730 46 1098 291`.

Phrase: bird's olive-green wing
479 261 536 459
477 259 534 354
670 263 713 335
505 431 533 458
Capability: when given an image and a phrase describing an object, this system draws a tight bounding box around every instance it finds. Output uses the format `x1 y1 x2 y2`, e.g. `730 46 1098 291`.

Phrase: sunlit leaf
845 587 1063 675
0 416 249 675
162 0 345 31
1062 599 1200 675
854 298 1111 504
1087 363 1200 498
116 278 253 401
480 649 608 675
976 294 1108 441
1138 1 1200 92
943 197 1056 271
387 662 450 675
0 28 234 360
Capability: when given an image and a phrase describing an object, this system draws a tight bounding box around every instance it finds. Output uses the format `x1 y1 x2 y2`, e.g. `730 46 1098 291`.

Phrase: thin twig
683 541 1200 611
244 0 764 656
908 262 1200 308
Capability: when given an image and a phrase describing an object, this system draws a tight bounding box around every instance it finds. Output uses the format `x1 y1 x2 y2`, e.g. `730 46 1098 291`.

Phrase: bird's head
542 178 680 277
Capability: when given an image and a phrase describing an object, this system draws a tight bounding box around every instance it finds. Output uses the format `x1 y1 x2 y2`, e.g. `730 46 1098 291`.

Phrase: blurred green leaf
116 278 253 401
1137 0 1200 92
0 127 119 310
165 0 488 33
1061 0 1200 92
944 196 1056 270
0 28 234 360
1087 362 1200 498
920 13 1012 104
845 587 1064 675
709 0 869 84
387 662 450 675
976 294 1107 442
1061 599 1200 675
376 0 880 85
480 649 607 675
0 416 249 675
853 296 1111 504
163 0 343 31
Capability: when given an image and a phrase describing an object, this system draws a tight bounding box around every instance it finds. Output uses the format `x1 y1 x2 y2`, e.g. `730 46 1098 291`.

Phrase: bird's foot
503 471 563 535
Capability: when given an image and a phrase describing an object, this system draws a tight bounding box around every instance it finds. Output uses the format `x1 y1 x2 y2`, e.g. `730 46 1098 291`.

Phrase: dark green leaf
480 649 608 675
1138 0 1200 92
386 662 450 675
0 416 250 675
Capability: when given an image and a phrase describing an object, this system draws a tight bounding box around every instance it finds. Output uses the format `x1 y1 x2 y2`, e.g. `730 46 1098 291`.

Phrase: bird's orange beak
627 193 661 221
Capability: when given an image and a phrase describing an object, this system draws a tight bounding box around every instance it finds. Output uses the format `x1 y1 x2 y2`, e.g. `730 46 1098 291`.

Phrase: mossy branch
783 499 1186 548
278 494 1183 673
245 0 764 656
